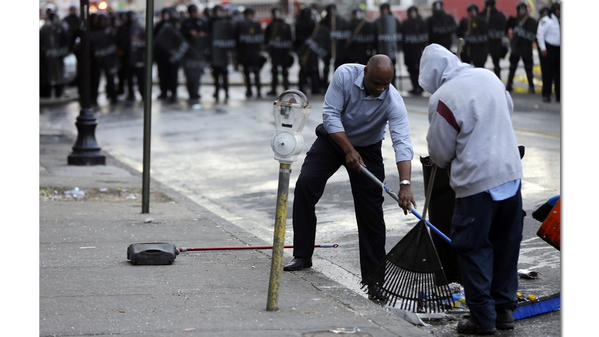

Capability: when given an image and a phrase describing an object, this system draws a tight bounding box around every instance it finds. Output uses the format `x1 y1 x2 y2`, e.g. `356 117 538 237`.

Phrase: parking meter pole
266 162 291 311
141 0 154 214
67 0 105 166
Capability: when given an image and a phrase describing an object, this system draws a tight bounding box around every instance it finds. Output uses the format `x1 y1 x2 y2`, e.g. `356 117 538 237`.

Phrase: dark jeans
292 135 386 286
270 63 289 93
156 58 169 97
183 65 203 100
451 188 523 330
542 43 560 101
91 66 117 104
211 65 229 99
298 66 321 94
164 62 179 99
507 46 534 90
242 64 261 96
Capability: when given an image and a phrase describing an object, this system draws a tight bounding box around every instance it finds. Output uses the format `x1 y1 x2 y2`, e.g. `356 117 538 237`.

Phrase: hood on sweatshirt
418 43 472 94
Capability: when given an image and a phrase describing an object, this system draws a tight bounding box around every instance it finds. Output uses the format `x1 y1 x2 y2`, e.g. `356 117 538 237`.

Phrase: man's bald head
363 54 395 97
367 54 394 72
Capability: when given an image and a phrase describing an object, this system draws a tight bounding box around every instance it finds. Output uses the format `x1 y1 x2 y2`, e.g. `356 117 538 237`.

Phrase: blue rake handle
359 166 453 244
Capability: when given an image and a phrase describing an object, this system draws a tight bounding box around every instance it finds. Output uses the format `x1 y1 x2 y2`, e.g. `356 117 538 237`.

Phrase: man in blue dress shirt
284 55 416 304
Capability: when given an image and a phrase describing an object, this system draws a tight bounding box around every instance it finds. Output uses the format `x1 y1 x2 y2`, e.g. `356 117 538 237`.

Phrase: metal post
142 0 154 214
266 162 292 311
68 0 106 166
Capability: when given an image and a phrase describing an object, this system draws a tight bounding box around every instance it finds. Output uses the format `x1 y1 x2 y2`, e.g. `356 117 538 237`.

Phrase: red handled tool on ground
127 242 338 265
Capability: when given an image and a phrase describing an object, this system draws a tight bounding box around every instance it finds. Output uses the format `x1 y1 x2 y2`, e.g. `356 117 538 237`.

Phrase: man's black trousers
292 135 386 286
542 43 561 101
451 188 523 330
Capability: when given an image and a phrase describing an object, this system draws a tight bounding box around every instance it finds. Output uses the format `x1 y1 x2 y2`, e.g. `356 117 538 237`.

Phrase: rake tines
378 220 453 313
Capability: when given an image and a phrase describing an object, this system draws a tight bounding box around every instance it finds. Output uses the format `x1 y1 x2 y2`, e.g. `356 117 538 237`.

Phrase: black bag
127 243 178 265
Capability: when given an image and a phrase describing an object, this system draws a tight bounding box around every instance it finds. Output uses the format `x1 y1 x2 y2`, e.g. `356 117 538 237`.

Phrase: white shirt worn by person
537 14 560 51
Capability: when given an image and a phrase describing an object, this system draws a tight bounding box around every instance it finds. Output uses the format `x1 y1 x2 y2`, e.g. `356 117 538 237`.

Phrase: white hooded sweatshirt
419 44 522 198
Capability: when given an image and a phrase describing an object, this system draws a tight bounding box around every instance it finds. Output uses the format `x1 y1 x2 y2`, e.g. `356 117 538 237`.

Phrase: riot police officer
294 7 326 95
506 3 537 93
236 8 264 98
401 6 428 95
265 8 293 96
154 8 171 100
154 9 186 103
90 14 118 105
427 1 457 50
345 8 375 66
374 3 401 86
117 11 146 103
209 5 236 102
482 0 507 78
321 4 349 85
40 10 69 98
457 4 488 68
181 4 210 104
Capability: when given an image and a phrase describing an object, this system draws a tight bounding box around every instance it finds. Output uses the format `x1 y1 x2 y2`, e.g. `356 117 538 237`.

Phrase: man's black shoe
367 284 388 305
283 257 312 271
457 318 496 335
496 309 515 330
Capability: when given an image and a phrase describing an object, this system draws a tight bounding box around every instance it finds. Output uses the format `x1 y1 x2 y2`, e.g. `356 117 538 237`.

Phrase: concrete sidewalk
39 133 428 337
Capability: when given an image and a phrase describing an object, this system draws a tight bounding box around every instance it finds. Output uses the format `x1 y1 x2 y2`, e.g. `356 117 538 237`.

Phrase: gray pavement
40 133 429 337
40 77 561 336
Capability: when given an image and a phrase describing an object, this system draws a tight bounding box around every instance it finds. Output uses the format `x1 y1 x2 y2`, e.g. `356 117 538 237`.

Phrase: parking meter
271 90 311 164
266 90 310 311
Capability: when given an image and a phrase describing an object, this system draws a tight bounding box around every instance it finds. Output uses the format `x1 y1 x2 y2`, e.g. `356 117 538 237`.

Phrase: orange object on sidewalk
536 200 561 250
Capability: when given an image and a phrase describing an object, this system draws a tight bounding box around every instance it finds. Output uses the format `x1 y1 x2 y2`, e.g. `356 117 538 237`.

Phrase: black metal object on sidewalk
68 0 106 166
142 0 155 213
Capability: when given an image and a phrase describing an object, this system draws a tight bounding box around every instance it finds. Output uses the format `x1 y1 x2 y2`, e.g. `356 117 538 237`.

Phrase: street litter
64 187 85 199
518 269 540 279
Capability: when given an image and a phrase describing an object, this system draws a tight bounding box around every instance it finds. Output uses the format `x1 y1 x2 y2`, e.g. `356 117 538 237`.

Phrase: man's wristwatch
399 180 411 186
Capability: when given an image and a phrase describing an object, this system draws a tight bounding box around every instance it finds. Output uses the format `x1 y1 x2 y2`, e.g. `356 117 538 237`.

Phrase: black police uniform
294 8 327 95
40 18 69 98
236 17 264 98
401 9 428 94
457 9 489 68
346 16 376 65
321 10 349 85
427 7 457 50
154 16 170 99
89 22 119 105
483 4 507 78
506 11 537 92
117 18 147 102
210 16 236 101
154 20 187 102
181 16 210 102
265 17 293 95
374 13 401 87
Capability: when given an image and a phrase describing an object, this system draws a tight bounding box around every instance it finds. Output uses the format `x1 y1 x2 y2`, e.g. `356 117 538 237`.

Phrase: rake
361 165 454 313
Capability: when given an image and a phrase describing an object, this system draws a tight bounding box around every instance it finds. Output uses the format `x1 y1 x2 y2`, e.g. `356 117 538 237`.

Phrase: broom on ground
361 165 454 313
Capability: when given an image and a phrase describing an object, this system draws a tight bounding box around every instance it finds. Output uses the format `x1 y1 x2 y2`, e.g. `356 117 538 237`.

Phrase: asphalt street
40 78 561 336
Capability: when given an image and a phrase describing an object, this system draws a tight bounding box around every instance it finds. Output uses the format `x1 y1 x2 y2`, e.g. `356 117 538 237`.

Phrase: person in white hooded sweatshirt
419 44 523 335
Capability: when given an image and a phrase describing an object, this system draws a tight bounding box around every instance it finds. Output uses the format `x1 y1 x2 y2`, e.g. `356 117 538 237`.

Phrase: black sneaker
457 318 496 335
496 309 515 330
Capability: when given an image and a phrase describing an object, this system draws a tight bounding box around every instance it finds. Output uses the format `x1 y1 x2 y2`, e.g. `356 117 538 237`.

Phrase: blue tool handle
411 209 453 244
360 165 452 244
